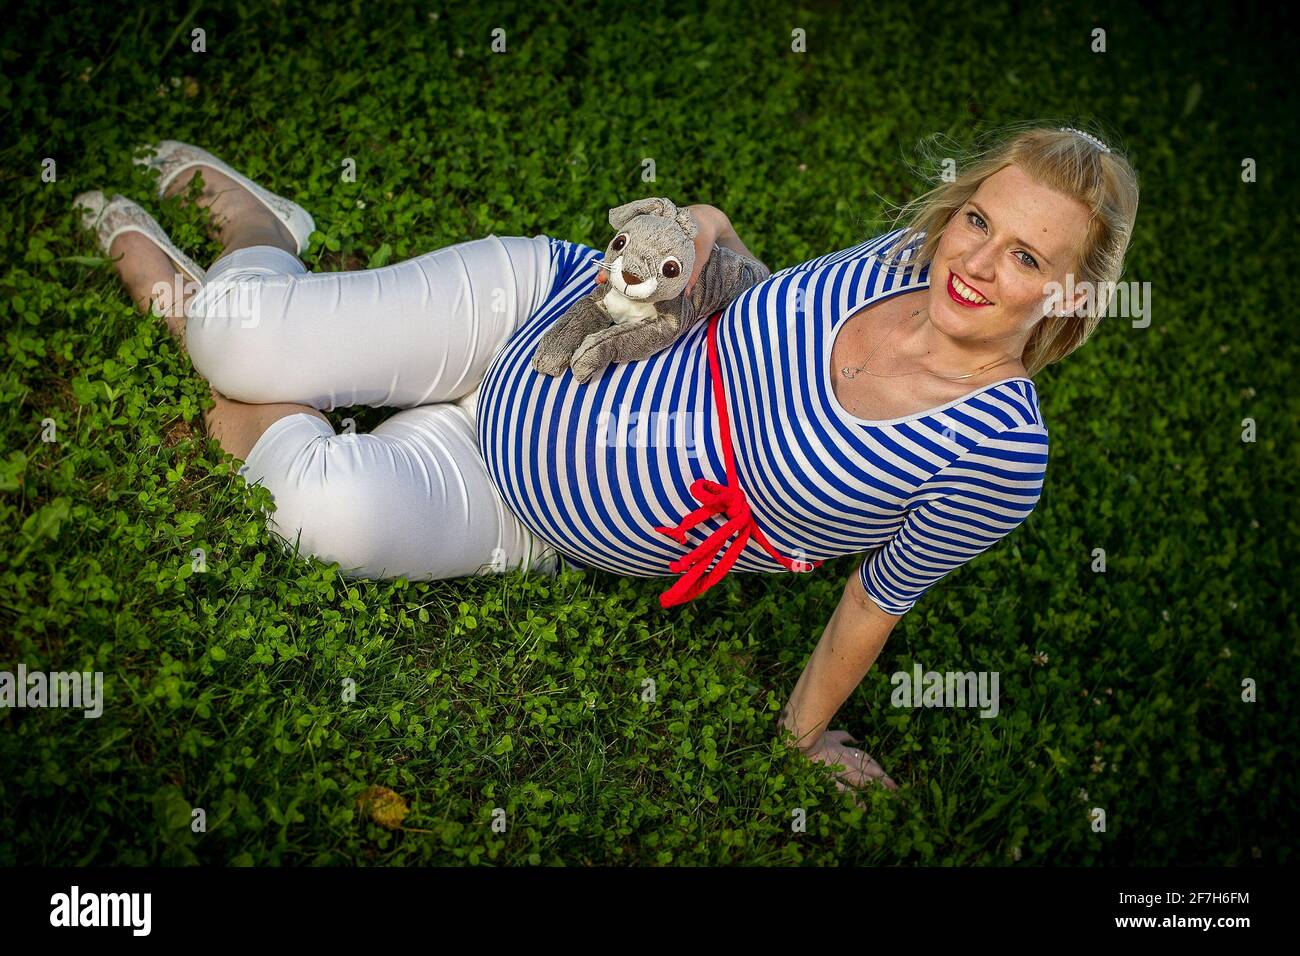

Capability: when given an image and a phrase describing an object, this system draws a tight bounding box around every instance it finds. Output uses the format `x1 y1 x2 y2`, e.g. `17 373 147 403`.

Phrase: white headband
1060 126 1111 153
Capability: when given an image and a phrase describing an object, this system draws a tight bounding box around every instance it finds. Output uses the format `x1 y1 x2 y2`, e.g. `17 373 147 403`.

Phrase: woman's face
928 163 1093 356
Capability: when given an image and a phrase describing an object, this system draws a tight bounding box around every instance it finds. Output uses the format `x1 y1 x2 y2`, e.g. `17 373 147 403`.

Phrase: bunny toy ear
608 197 679 230
674 208 698 241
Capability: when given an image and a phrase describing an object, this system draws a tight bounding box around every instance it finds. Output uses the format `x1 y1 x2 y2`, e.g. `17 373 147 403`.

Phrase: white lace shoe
134 140 316 256
73 190 207 286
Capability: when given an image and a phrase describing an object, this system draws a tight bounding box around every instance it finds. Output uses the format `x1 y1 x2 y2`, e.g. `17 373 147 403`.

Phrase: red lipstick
947 271 993 308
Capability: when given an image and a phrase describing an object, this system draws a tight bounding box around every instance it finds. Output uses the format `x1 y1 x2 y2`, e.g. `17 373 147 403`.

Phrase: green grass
1 0 1296 865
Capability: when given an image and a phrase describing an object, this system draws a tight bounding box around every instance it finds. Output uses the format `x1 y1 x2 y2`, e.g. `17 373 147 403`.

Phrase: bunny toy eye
611 234 628 252
661 257 681 279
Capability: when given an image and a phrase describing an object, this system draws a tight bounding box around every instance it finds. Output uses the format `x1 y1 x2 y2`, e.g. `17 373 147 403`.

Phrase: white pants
185 235 563 580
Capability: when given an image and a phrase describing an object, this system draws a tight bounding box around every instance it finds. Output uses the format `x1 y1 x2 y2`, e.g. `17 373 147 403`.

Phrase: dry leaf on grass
356 785 409 829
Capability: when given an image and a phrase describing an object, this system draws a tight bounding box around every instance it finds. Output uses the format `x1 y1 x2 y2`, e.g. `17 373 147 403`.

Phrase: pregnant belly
477 310 730 575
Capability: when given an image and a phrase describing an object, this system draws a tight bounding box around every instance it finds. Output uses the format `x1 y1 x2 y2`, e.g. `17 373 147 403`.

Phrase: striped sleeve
857 423 1049 616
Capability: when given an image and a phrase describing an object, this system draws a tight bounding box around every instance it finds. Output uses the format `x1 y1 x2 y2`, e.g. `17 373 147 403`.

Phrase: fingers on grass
834 778 870 810
844 754 899 791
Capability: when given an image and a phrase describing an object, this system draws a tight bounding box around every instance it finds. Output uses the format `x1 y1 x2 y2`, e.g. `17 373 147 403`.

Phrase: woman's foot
108 231 192 338
135 141 315 256
162 163 298 255
74 191 205 339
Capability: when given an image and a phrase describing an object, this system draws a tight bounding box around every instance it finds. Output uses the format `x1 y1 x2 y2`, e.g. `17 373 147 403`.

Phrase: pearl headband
1060 126 1111 153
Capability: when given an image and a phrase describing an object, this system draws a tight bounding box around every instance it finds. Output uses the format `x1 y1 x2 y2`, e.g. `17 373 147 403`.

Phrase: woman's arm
707 208 759 261
779 570 903 781
683 204 765 295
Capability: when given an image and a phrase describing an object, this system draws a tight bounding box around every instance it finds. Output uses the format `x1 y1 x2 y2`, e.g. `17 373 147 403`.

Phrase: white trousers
185 235 563 580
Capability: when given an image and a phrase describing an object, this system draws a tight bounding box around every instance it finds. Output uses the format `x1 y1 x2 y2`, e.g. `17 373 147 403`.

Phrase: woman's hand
800 729 899 805
593 203 733 297
682 204 729 298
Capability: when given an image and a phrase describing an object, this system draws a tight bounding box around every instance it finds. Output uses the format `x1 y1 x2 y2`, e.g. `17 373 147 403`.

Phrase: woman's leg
178 164 556 411
105 223 329 460
107 165 559 576
185 231 553 410
238 404 557 579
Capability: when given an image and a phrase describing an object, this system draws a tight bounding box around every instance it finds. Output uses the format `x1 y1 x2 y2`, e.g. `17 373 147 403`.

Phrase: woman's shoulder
988 375 1048 432
976 390 1050 463
943 376 1049 463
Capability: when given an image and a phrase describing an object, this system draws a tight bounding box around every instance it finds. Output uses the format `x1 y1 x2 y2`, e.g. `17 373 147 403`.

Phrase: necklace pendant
841 367 859 379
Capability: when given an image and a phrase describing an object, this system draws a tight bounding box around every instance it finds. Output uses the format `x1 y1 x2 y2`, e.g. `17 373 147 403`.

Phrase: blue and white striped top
477 227 1049 615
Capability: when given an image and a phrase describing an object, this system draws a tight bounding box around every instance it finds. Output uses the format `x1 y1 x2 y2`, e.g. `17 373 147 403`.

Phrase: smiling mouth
947 271 993 307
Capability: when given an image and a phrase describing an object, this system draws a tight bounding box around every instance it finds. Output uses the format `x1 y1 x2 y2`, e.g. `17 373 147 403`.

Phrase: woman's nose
962 247 997 278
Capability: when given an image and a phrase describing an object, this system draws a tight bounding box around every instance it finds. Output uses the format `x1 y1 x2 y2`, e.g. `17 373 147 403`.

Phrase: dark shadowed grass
1 0 1296 864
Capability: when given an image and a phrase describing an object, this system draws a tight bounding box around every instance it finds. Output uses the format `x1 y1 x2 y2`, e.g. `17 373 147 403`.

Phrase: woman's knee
238 411 504 580
186 271 296 400
240 422 403 576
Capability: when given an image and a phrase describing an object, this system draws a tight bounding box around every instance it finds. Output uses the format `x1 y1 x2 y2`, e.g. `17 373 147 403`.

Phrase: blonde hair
872 121 1140 378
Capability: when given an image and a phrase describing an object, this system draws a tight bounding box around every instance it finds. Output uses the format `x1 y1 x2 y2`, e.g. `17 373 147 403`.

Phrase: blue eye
965 211 1039 269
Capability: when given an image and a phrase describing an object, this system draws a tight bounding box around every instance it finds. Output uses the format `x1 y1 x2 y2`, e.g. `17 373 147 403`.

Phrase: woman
76 123 1138 798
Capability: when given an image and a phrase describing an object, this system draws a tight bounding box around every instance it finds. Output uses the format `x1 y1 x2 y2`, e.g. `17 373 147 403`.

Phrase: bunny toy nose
621 270 643 285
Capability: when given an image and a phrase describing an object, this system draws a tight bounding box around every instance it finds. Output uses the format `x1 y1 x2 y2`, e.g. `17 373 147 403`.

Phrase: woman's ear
1061 284 1098 318
1042 272 1096 319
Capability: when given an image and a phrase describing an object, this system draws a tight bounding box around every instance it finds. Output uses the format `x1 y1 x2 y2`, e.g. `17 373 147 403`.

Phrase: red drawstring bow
654 310 821 608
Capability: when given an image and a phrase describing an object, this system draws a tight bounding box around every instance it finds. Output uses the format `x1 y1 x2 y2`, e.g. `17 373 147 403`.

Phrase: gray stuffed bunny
531 197 771 383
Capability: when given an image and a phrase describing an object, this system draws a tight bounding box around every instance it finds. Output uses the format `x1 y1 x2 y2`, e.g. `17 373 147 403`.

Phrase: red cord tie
654 310 821 609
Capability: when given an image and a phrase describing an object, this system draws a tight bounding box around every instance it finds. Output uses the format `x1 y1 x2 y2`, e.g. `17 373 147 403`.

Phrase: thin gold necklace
840 307 1019 382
